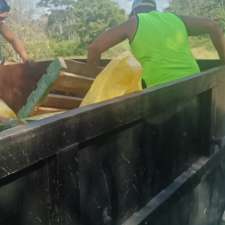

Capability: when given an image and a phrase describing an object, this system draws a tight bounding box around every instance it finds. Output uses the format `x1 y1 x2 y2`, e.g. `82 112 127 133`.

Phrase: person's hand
22 57 31 63
20 52 30 64
23 59 36 69
24 59 35 66
23 60 38 75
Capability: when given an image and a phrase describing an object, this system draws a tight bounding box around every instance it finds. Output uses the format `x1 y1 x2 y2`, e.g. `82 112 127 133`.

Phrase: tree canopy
38 0 127 50
2 0 223 61
169 0 225 28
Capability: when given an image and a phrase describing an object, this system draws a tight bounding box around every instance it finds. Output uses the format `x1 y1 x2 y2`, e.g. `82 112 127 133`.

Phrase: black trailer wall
0 60 224 225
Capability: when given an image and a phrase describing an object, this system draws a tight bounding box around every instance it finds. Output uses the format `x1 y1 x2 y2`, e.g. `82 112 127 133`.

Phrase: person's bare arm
180 16 225 63
87 17 137 66
0 23 29 63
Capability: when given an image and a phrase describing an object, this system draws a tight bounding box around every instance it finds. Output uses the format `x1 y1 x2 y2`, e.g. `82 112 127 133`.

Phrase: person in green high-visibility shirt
87 0 225 88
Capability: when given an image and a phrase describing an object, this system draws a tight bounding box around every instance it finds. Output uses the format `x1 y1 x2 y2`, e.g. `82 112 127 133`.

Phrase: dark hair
130 0 156 16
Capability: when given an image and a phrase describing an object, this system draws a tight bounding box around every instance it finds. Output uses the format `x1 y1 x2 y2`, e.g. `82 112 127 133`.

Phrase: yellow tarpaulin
0 99 17 122
81 52 143 107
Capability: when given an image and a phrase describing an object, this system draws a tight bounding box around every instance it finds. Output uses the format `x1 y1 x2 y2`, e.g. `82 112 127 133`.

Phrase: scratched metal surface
0 60 224 225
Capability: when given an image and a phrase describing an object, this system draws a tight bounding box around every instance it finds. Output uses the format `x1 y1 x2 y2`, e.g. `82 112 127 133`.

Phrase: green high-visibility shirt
130 11 200 87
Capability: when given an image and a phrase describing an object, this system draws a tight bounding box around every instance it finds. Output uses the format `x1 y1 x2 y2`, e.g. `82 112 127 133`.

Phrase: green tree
168 0 225 59
38 0 126 52
0 0 55 61
169 0 225 28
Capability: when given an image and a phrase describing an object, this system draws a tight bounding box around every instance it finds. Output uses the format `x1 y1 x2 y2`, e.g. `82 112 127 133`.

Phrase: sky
8 0 172 16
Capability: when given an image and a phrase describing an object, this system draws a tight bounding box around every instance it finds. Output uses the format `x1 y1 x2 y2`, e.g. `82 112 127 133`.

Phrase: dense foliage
2 0 127 61
1 0 224 61
38 0 126 53
169 0 225 29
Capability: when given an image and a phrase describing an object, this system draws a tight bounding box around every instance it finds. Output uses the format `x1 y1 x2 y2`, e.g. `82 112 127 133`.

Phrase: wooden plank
52 71 94 98
0 61 50 112
0 67 224 181
18 58 67 119
0 59 218 113
0 57 106 113
31 106 65 116
41 94 82 109
73 58 110 67
65 60 103 78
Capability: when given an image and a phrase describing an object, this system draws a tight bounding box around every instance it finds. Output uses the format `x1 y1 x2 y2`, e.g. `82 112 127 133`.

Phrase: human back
87 0 225 87
130 11 200 87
